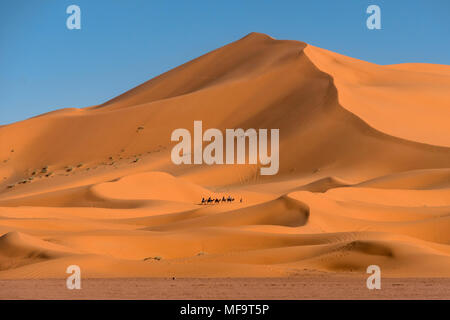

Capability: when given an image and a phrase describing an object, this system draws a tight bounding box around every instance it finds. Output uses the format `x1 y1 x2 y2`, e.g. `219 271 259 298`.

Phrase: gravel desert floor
1 276 449 300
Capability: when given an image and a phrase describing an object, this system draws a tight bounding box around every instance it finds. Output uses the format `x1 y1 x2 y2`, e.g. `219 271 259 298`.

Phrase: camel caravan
200 196 242 205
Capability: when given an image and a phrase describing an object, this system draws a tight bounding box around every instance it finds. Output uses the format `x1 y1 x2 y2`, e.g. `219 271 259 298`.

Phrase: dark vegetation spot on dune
144 256 162 261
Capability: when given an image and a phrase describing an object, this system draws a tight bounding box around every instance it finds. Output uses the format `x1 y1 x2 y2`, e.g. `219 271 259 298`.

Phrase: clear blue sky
1 0 449 125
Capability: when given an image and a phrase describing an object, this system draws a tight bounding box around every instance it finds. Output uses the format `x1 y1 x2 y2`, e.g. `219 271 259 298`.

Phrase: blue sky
1 0 449 125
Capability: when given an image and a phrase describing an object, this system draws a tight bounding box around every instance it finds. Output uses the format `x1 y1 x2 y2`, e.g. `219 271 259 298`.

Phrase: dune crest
304 45 450 147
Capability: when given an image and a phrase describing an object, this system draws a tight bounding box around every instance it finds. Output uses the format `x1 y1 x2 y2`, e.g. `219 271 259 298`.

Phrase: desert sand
0 33 449 298
2 277 450 300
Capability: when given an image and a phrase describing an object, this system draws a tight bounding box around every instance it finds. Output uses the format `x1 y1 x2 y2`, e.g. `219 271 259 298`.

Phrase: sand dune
304 45 450 147
0 231 75 271
143 196 310 231
0 32 449 280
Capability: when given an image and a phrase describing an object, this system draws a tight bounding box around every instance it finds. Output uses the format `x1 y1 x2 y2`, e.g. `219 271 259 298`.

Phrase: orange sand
0 33 449 280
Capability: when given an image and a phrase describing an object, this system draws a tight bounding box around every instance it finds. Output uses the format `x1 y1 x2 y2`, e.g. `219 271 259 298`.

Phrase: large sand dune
0 32 449 280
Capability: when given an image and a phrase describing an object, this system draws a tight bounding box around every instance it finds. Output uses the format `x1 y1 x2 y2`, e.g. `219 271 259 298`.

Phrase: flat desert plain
0 33 449 299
